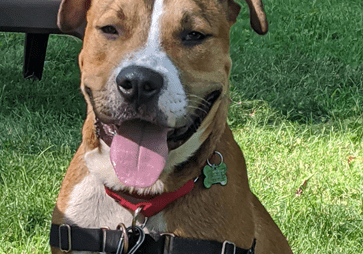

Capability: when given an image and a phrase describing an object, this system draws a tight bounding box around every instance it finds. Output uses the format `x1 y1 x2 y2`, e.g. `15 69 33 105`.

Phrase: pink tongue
110 121 168 188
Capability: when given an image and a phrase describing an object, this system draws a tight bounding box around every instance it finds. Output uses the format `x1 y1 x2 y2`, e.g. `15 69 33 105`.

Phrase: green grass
0 33 83 253
0 0 362 253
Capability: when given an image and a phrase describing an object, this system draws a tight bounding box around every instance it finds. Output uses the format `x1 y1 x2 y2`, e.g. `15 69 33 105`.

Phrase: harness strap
50 224 256 254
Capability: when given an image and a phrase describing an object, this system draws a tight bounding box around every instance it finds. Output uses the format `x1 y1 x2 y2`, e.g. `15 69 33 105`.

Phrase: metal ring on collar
206 151 223 167
132 206 148 230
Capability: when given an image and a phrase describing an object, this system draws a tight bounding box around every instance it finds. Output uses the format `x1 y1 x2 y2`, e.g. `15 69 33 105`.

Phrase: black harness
50 224 256 254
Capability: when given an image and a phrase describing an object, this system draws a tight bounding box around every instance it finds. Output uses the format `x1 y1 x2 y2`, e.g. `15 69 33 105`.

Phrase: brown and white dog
51 0 292 253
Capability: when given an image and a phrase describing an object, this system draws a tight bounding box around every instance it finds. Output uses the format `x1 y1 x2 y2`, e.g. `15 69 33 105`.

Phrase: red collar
105 179 195 217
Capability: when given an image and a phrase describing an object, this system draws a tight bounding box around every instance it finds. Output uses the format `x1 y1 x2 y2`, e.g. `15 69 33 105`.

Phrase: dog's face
80 0 236 142
58 0 267 192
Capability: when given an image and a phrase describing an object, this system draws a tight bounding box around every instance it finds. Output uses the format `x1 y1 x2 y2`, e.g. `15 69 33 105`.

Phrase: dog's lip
108 188 160 204
166 89 221 149
96 118 187 150
95 90 221 150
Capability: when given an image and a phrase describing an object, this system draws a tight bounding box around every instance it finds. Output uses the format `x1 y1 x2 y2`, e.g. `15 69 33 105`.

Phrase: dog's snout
116 66 163 106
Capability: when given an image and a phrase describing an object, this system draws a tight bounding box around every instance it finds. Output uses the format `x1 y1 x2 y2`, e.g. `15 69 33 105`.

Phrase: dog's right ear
57 0 91 36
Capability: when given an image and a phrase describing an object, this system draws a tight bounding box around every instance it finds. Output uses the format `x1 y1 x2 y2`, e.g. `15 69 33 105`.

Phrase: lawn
0 0 362 253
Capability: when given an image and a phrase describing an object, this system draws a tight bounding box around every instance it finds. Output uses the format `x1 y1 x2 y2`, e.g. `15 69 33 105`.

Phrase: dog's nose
116 66 163 106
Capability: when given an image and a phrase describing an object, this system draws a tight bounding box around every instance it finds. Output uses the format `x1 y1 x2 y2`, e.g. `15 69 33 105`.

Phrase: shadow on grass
0 33 85 154
0 34 85 118
230 0 363 126
0 76 86 118
229 50 363 125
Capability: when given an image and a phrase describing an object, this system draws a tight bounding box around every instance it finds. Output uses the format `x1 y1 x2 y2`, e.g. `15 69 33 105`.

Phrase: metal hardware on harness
160 232 176 237
126 225 145 254
132 206 148 230
116 223 129 254
160 233 175 254
59 224 71 252
221 240 236 254
141 217 148 229
101 226 110 253
248 238 257 254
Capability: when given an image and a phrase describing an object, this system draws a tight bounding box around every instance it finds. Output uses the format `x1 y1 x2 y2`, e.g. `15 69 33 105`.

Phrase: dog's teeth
105 124 117 136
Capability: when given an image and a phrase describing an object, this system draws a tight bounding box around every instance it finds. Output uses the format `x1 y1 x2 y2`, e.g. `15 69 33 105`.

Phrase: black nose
116 66 164 107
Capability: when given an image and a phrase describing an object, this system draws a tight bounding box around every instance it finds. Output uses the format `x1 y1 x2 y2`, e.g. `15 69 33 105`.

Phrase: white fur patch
64 172 134 229
65 146 168 251
147 0 164 50
109 0 187 127
64 171 167 251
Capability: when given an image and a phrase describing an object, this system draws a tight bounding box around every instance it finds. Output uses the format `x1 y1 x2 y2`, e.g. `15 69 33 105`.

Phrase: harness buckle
59 224 71 252
221 240 236 254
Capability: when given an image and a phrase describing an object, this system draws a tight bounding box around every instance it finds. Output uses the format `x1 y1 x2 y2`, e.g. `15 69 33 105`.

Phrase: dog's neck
163 96 230 191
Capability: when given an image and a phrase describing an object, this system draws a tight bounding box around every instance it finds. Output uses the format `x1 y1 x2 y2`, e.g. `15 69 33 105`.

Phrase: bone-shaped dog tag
203 162 228 189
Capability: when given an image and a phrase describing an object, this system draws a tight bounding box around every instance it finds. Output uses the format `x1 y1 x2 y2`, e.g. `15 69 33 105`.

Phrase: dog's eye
101 25 118 35
181 31 209 46
185 31 205 41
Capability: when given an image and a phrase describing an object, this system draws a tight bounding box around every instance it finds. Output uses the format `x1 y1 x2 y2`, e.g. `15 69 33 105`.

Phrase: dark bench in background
0 0 82 80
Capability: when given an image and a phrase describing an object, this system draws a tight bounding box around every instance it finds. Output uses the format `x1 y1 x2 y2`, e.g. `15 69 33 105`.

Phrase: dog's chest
64 174 167 235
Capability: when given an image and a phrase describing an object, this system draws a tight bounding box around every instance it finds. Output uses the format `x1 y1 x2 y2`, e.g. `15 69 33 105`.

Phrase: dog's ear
222 0 241 25
223 0 267 34
244 0 268 35
57 0 91 36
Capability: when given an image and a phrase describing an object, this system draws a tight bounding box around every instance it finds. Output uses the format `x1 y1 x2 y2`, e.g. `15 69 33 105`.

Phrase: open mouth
95 90 221 188
166 90 221 149
96 90 221 150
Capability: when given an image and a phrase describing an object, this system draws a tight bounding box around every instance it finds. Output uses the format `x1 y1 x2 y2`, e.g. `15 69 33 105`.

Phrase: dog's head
58 0 267 192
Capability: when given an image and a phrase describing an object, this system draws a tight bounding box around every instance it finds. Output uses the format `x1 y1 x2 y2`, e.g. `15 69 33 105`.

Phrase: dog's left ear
244 0 268 34
222 0 268 35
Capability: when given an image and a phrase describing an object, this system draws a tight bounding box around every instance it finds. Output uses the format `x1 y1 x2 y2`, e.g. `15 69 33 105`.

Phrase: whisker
187 94 209 103
187 94 210 108
186 105 209 115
